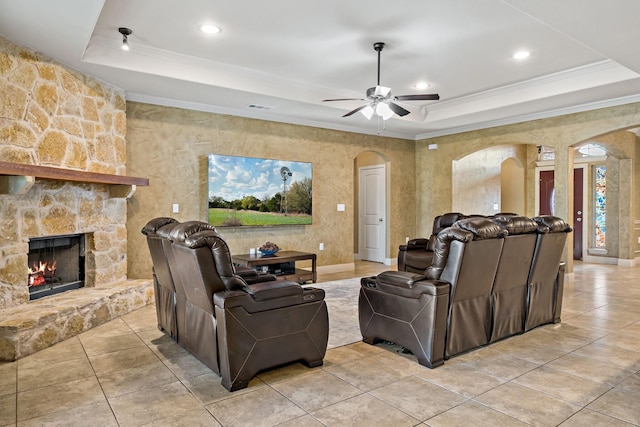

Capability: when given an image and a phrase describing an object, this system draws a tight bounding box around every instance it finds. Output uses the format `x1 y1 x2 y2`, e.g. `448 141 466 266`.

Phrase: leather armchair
164 223 328 391
398 212 465 273
141 217 179 340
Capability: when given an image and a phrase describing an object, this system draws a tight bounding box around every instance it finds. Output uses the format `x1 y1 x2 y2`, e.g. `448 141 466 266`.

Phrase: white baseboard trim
618 258 637 267
384 257 397 266
583 255 637 267
583 255 618 265
315 263 356 273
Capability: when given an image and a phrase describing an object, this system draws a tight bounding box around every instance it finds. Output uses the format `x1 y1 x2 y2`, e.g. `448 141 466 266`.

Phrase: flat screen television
208 154 312 227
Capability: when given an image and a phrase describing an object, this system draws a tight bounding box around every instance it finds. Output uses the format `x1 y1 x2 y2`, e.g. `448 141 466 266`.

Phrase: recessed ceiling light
414 82 430 90
513 50 530 59
200 24 221 34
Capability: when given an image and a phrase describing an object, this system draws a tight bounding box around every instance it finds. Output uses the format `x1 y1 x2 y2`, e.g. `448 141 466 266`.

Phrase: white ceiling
2 0 640 140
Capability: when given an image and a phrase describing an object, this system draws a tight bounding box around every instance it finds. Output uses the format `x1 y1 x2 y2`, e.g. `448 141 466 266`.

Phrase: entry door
539 168 583 260
359 165 386 263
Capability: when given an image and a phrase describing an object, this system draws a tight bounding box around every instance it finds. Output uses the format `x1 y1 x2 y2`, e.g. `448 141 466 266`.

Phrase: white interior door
359 164 386 263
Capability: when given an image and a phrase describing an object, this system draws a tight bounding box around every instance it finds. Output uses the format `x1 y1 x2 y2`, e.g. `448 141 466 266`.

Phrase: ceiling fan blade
388 102 410 117
322 98 364 102
342 105 368 117
394 94 440 101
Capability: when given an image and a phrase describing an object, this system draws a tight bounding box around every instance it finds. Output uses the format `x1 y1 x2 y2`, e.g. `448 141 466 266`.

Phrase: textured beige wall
126 102 416 279
452 145 526 215
416 105 640 267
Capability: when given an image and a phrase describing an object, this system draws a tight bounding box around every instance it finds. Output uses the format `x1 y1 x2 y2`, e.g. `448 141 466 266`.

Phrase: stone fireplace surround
0 36 152 361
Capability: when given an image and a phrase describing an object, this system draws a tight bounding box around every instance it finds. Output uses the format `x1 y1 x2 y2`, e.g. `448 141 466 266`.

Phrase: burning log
27 260 57 287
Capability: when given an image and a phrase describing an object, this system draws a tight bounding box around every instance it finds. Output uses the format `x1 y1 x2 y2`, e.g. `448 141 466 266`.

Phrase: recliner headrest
533 216 572 233
141 217 178 236
491 215 538 235
426 227 473 280
452 217 507 239
168 221 216 242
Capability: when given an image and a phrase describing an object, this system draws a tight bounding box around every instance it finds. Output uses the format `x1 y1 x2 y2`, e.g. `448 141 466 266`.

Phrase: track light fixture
118 27 132 51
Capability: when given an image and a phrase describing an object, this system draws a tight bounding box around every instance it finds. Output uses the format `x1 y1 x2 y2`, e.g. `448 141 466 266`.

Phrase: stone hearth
0 279 153 361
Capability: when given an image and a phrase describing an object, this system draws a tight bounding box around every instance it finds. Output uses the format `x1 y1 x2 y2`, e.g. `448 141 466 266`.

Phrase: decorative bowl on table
259 242 280 256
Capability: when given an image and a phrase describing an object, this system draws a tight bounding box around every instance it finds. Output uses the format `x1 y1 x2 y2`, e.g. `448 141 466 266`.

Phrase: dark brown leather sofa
359 215 571 368
142 219 329 391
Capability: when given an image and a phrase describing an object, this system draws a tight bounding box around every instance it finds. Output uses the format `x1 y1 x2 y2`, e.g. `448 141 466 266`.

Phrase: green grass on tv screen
208 208 311 227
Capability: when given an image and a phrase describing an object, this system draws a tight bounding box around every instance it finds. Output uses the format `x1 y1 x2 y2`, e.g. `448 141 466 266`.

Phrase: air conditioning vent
246 104 273 111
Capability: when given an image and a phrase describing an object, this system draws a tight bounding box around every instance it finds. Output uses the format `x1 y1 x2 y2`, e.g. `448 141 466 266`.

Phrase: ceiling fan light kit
323 42 439 122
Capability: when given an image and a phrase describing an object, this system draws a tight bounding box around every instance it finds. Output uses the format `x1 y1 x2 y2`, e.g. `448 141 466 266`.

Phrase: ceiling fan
322 42 440 120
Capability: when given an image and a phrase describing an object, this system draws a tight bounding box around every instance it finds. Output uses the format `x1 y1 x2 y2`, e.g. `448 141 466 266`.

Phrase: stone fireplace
0 36 153 361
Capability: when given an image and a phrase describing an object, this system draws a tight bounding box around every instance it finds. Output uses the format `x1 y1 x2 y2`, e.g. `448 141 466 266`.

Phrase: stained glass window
594 165 606 248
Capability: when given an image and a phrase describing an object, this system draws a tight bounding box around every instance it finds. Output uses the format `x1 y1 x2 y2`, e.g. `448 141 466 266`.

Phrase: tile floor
1 261 640 426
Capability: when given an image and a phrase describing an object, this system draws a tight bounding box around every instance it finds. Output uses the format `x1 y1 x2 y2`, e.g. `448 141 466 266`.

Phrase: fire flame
27 260 57 287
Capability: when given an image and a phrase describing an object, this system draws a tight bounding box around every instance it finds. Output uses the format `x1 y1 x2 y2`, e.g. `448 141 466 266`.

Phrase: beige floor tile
89 344 160 376
311 393 419 427
16 337 86 364
322 345 368 367
121 305 160 332
369 376 467 421
256 362 317 386
616 372 640 394
474 382 581 427
97 360 177 399
545 353 636 386
415 361 506 398
324 353 414 391
594 332 640 353
275 414 325 427
80 330 145 357
587 387 640 425
17 356 94 392
571 341 640 371
0 393 16 426
159 353 212 381
424 400 529 427
558 408 636 427
181 371 265 405
618 321 640 338
0 362 16 397
206 387 306 427
512 366 612 406
454 347 540 380
138 407 221 427
109 381 203 427
16 376 106 422
16 401 118 427
272 370 361 412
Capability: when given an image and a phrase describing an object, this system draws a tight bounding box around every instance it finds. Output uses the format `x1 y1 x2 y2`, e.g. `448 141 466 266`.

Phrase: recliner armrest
237 270 279 284
377 271 426 287
242 281 302 301
364 271 450 299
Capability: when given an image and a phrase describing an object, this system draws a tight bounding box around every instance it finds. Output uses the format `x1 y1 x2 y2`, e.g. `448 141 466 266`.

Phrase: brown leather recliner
398 212 465 273
141 217 179 340
360 217 506 367
166 224 328 391
525 215 572 331
488 215 540 342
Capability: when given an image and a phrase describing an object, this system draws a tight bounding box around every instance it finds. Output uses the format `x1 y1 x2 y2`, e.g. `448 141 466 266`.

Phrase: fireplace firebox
27 234 85 300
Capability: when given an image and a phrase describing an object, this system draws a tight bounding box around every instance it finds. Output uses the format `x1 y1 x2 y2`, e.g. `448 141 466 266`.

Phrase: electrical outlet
319 243 324 250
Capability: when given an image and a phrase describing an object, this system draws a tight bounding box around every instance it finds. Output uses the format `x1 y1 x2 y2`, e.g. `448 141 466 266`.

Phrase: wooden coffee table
232 251 317 284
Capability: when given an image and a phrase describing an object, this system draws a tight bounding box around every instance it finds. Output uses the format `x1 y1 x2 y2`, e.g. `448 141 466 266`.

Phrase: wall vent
246 104 273 111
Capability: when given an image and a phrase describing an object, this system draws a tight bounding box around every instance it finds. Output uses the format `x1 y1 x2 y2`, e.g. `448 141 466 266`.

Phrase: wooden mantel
0 161 149 198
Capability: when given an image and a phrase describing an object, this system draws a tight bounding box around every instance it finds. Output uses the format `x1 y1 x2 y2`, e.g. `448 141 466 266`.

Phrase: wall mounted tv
208 154 312 227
